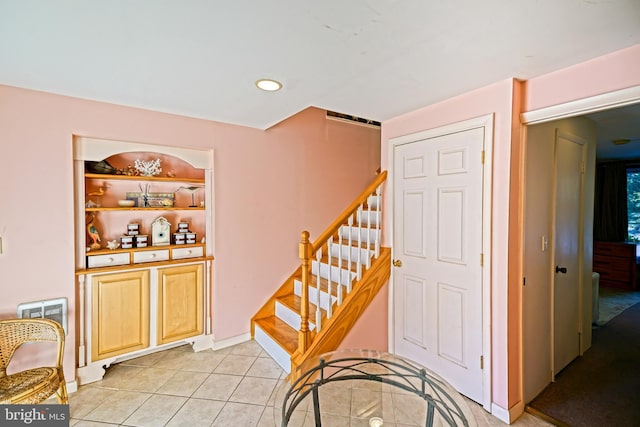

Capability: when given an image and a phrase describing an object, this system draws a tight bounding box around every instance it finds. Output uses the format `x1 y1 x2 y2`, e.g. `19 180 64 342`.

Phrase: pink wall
525 44 640 111
381 79 518 411
0 85 380 382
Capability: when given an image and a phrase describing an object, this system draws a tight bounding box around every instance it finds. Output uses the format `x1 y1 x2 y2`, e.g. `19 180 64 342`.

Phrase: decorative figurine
87 184 109 207
86 213 101 250
106 240 120 250
176 186 203 207
134 158 162 176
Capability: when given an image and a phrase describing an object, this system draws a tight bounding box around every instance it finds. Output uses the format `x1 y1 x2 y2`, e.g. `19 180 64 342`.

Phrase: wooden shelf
85 173 204 184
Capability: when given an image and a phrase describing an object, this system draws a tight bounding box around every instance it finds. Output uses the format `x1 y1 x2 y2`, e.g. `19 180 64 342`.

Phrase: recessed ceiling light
255 79 282 92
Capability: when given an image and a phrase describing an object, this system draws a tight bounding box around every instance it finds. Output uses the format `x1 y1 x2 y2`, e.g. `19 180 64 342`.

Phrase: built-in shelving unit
73 136 215 385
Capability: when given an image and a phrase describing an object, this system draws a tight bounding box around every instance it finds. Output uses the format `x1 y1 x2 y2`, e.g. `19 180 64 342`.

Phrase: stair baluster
327 237 333 319
356 205 363 281
337 232 343 306
375 186 382 258
315 248 322 332
366 199 372 270
298 231 312 353
347 214 354 293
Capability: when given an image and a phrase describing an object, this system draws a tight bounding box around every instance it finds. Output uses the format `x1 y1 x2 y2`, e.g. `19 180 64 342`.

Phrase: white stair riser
338 226 381 244
329 244 373 265
275 300 316 331
293 279 337 311
356 210 380 227
254 325 290 374
311 261 355 285
367 195 381 209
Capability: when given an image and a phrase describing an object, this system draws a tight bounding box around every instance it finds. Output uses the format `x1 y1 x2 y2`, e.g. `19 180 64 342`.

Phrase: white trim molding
521 85 640 125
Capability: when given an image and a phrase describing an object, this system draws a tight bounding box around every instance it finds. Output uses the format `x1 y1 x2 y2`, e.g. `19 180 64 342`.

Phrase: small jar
135 235 148 248
121 235 134 249
173 233 186 245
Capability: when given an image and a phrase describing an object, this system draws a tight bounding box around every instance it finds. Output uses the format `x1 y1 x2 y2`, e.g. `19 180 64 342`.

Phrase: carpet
529 302 640 426
596 287 640 325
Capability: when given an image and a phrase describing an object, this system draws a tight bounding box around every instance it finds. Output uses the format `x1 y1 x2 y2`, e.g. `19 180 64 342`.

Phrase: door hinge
480 253 484 267
481 150 485 164
480 355 484 369
581 161 585 174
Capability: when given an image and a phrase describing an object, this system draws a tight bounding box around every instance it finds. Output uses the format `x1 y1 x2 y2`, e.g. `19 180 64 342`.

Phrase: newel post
298 231 312 353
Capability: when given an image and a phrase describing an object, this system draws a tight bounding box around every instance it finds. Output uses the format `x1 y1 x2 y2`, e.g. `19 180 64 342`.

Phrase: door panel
393 126 484 403
553 134 584 374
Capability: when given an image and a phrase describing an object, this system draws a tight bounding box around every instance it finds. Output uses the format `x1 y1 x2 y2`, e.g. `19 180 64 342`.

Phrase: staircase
251 171 391 376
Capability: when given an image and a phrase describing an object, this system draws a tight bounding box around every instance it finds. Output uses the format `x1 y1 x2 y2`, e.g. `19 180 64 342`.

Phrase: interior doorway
521 87 640 404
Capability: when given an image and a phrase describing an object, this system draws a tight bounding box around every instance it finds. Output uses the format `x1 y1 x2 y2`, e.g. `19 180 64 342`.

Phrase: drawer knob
108 257 114 263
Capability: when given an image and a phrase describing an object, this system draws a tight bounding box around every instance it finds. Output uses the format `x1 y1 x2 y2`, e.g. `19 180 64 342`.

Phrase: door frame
387 113 494 410
519 84 640 399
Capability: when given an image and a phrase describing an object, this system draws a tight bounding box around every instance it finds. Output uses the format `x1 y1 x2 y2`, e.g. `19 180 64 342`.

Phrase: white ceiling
1 1 639 130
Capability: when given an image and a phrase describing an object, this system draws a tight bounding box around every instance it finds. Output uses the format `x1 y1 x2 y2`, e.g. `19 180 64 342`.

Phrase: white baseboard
212 332 251 350
66 379 78 394
490 402 510 424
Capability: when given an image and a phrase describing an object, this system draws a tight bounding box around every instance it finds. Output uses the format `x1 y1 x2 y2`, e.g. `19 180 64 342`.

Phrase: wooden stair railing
251 171 390 376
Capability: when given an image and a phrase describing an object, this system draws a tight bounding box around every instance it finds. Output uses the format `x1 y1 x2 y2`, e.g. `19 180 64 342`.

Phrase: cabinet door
92 270 150 361
157 263 203 344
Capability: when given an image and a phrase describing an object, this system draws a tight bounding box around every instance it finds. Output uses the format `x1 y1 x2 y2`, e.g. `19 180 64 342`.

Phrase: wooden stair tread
254 317 298 355
277 293 325 318
293 273 348 297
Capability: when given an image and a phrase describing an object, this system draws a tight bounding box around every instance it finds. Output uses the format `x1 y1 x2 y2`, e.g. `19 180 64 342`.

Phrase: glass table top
273 349 478 427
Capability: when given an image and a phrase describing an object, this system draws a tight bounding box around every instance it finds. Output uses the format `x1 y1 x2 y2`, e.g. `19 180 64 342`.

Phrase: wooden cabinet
593 241 637 290
91 270 150 360
74 136 214 385
157 264 203 345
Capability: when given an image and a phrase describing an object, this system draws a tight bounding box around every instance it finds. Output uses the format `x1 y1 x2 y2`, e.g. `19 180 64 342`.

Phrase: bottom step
254 317 297 374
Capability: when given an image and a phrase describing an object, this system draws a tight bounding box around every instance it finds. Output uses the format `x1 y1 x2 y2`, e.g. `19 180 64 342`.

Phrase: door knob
555 265 567 274
393 259 402 267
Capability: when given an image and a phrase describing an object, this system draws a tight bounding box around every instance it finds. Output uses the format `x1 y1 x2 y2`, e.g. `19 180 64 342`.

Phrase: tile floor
67 340 554 426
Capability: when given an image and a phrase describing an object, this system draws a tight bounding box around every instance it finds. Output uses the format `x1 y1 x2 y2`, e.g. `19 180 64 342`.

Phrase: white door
393 125 485 403
552 133 584 375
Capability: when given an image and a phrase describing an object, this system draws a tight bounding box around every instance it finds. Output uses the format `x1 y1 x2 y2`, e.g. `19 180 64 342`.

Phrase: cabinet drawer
172 246 204 260
133 250 169 264
87 252 130 268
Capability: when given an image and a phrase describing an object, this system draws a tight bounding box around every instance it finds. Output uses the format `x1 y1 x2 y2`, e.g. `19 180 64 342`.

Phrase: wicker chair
0 318 68 404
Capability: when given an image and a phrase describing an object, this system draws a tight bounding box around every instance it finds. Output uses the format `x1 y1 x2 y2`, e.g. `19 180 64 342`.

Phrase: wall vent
326 110 381 128
17 297 68 335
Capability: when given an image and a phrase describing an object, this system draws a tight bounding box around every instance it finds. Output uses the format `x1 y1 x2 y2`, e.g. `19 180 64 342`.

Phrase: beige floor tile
192 373 243 401
156 370 210 396
120 351 169 367
83 390 151 424
72 420 121 426
230 376 279 405
155 350 225 372
68 385 116 419
126 367 178 392
211 402 264 427
166 398 226 427
98 365 144 389
214 354 257 375
230 339 264 356
123 394 187 426
246 357 285 379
